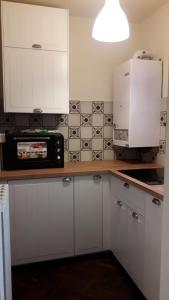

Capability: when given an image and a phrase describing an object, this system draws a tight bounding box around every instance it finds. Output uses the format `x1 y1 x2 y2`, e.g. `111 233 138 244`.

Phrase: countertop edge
0 161 164 200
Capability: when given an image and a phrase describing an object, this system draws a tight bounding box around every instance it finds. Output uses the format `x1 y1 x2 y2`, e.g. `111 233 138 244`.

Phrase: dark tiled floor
12 252 146 300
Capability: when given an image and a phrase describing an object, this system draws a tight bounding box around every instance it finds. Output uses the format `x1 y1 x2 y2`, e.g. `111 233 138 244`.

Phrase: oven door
3 135 62 170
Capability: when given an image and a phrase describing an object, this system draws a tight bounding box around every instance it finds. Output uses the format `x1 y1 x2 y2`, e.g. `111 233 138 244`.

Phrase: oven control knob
57 155 61 160
57 148 61 153
56 140 60 145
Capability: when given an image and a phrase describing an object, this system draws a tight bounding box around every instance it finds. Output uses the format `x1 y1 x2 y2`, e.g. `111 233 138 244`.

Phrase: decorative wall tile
69 101 80 114
64 151 68 163
0 101 115 163
69 139 80 151
161 97 167 111
104 114 113 126
104 138 113 150
64 139 68 151
58 114 68 127
92 101 104 114
92 127 103 138
104 102 113 114
57 127 68 139
81 127 92 138
92 114 103 127
80 114 92 127
104 127 113 138
29 115 43 128
69 127 80 139
0 113 15 127
81 101 92 114
81 151 92 161
69 151 81 162
159 140 166 154
104 150 114 160
43 114 58 128
15 114 29 128
114 129 128 141
160 111 167 126
92 151 103 161
92 139 103 151
160 126 166 140
81 139 92 150
68 114 80 127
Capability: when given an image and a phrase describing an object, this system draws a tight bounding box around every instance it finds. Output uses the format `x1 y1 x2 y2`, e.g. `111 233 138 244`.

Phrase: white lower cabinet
127 208 145 291
143 195 163 300
8 173 163 300
74 175 103 255
9 177 74 265
111 199 128 269
111 175 163 300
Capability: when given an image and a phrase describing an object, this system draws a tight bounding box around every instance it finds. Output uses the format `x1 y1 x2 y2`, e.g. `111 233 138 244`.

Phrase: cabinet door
9 178 74 265
74 175 103 255
143 196 163 300
2 1 68 51
127 208 145 291
111 198 128 269
3 47 69 113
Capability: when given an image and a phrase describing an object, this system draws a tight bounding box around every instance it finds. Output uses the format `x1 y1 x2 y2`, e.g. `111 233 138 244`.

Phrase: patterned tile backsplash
0 98 167 163
0 101 114 162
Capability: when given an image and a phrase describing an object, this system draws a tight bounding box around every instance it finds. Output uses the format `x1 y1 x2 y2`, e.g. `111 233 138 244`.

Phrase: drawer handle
33 108 43 113
93 175 102 181
152 198 161 206
117 200 123 207
132 211 139 220
123 182 129 188
32 44 42 49
63 177 72 183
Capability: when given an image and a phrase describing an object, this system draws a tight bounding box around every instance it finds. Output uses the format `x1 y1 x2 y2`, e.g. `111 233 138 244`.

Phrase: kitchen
0 0 169 300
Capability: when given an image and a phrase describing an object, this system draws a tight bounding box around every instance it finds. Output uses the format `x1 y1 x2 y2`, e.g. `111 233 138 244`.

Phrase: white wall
69 16 142 102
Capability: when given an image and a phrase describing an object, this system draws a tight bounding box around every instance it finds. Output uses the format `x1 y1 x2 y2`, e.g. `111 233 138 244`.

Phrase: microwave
2 132 64 170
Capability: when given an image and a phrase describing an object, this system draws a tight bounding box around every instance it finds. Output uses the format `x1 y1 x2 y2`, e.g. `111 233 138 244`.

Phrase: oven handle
13 137 51 141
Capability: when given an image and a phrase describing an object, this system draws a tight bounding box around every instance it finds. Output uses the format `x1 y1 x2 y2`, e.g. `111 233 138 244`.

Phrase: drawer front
111 175 145 215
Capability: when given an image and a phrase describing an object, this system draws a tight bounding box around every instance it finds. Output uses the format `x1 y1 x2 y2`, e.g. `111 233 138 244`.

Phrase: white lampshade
92 0 130 42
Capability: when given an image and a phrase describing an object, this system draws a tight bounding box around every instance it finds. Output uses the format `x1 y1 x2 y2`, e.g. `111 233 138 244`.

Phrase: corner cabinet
1 1 69 113
113 59 162 147
111 175 163 300
9 177 74 265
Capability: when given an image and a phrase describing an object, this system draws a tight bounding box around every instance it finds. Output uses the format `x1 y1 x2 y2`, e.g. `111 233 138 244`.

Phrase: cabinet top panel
1 1 69 51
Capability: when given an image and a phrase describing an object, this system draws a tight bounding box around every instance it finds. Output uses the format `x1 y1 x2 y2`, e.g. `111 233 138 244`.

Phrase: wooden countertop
0 160 164 200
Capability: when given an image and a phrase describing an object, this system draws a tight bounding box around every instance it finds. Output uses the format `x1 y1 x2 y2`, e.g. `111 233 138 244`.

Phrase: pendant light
92 0 130 42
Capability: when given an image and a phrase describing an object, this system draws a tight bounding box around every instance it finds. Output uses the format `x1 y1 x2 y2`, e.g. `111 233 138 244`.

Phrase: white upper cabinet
1 1 68 51
1 1 69 114
113 59 162 147
3 47 69 113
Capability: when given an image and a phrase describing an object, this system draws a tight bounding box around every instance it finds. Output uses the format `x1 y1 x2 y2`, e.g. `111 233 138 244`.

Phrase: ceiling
4 0 169 23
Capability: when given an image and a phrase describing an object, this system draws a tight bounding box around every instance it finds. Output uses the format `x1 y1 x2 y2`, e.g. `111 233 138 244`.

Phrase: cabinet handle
93 175 102 181
63 177 72 183
33 108 43 113
113 123 116 129
32 44 42 49
132 211 139 220
152 198 161 206
117 200 123 207
123 182 129 189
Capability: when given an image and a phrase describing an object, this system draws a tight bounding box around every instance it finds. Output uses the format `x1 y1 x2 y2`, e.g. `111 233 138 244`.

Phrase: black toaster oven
2 132 64 170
